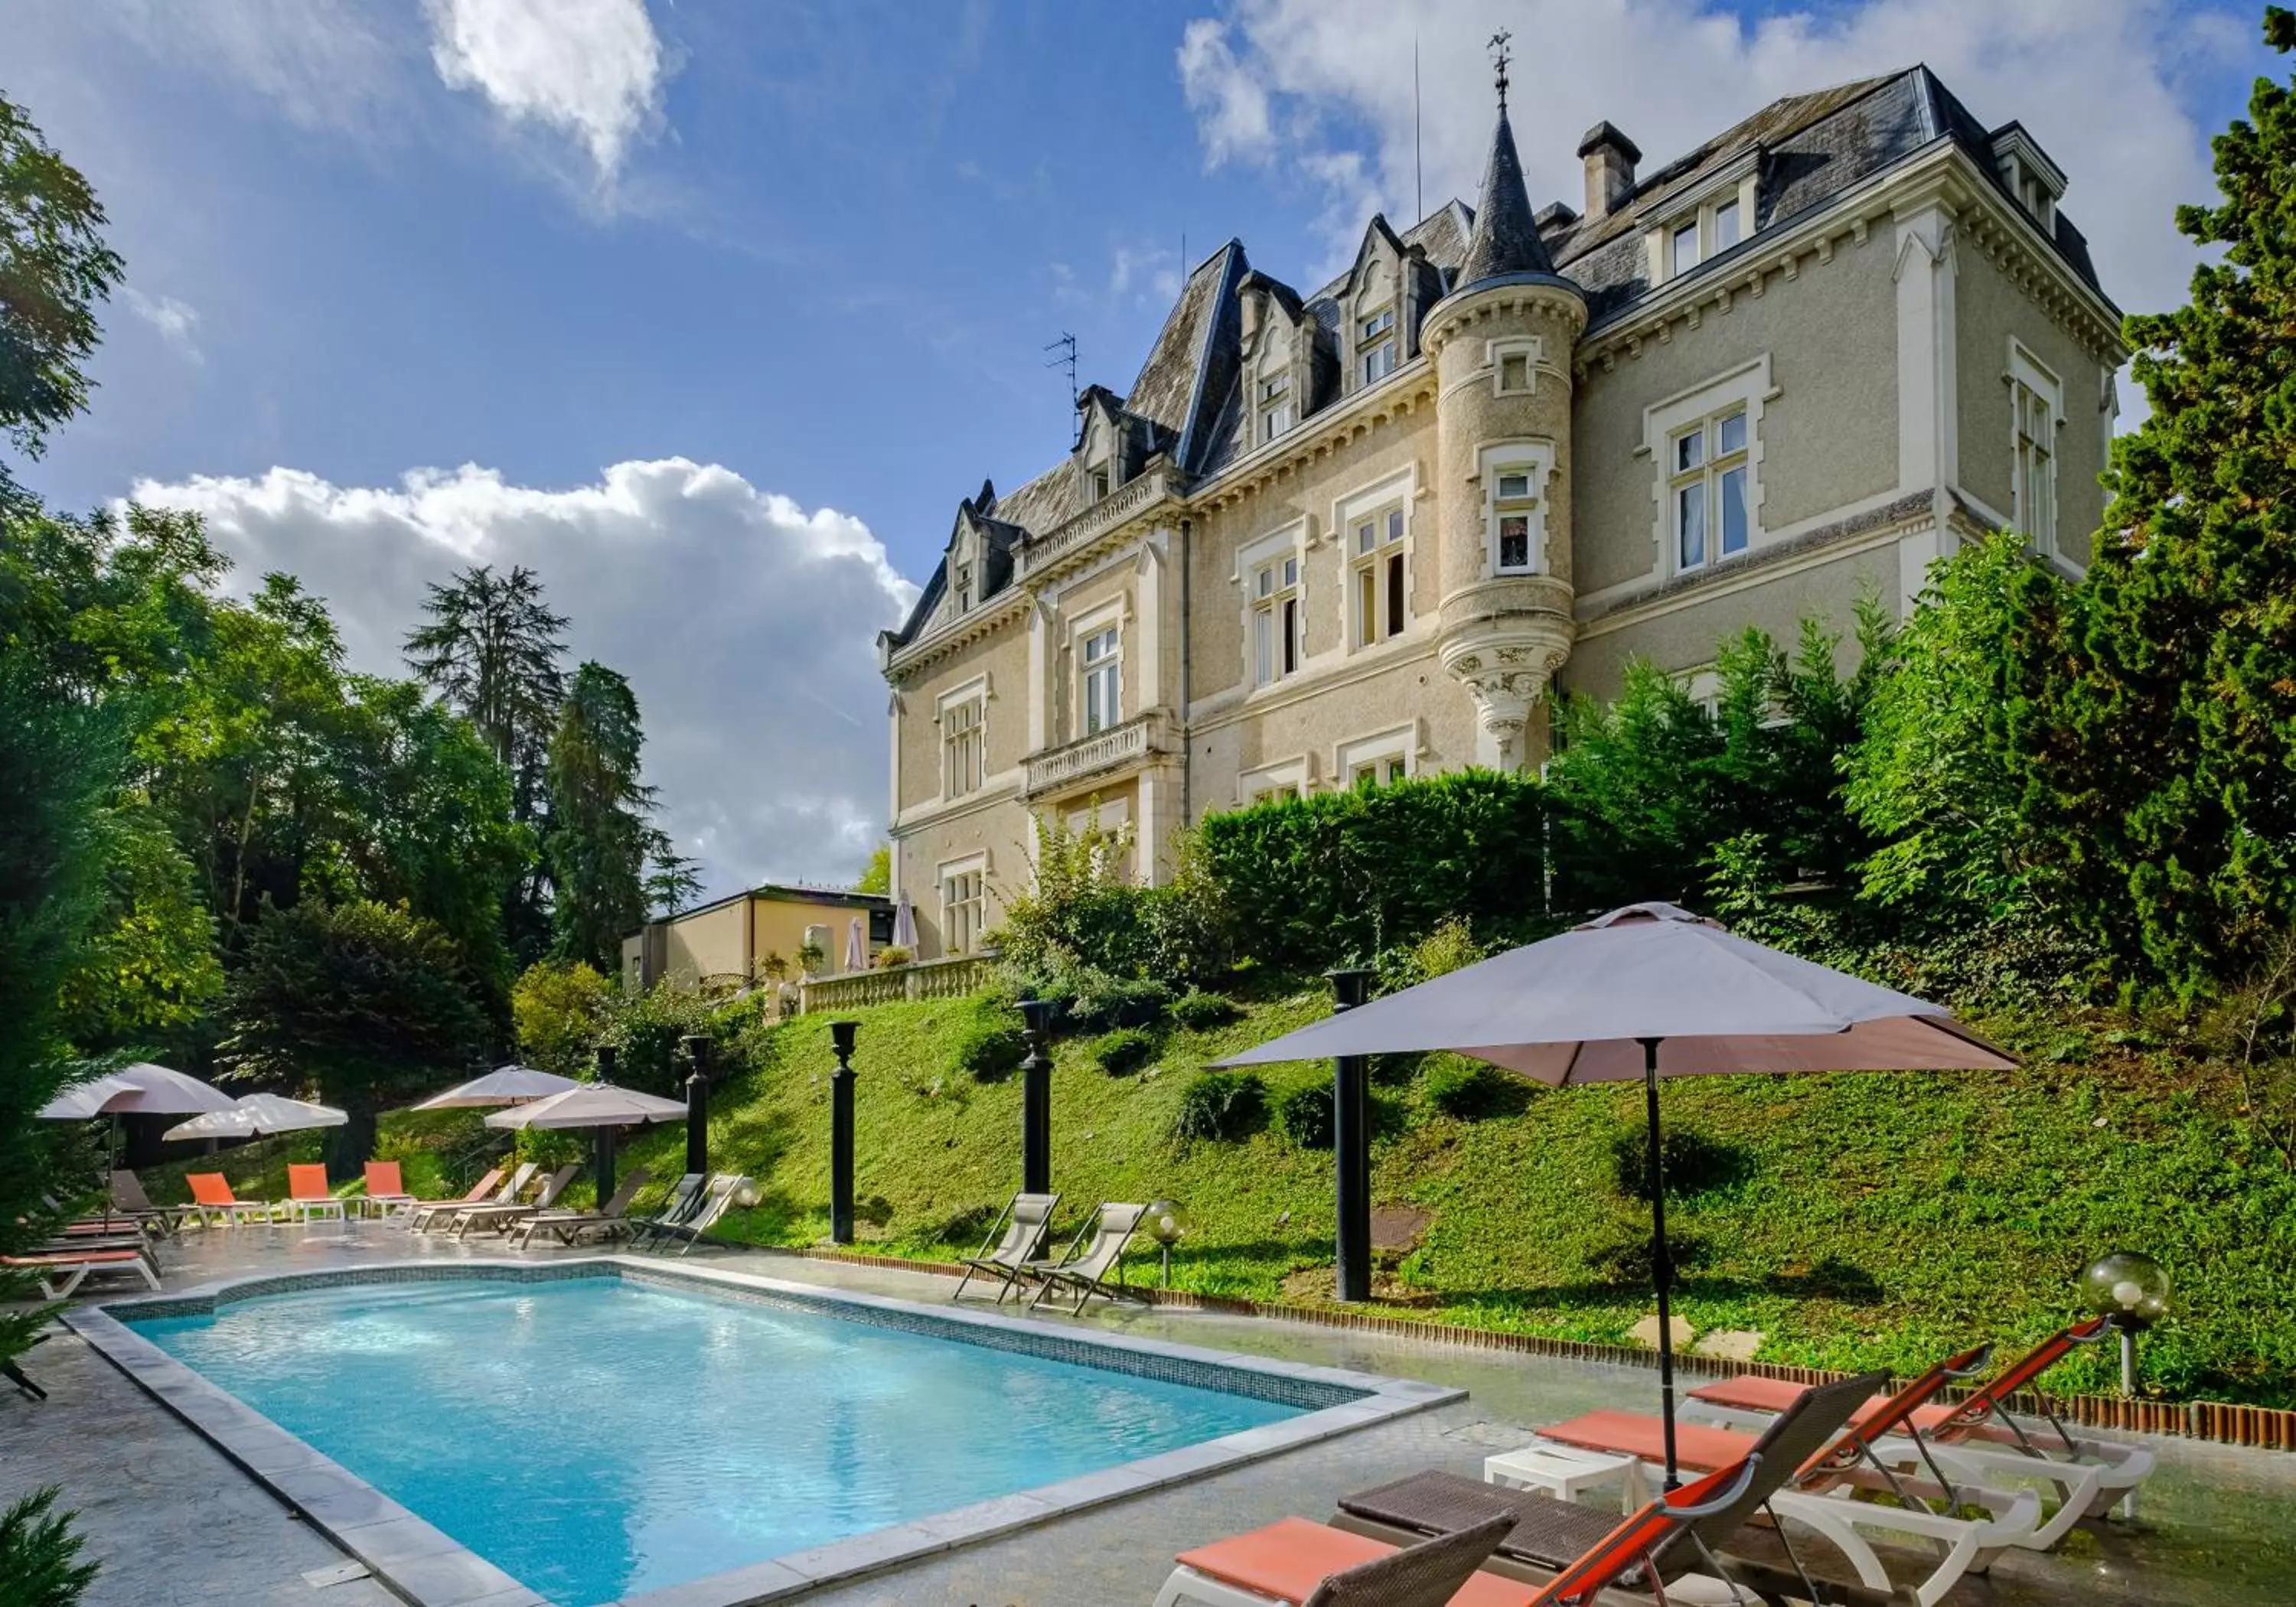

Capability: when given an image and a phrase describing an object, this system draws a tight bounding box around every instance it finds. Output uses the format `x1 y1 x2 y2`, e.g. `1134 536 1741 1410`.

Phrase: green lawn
145 986 2296 1407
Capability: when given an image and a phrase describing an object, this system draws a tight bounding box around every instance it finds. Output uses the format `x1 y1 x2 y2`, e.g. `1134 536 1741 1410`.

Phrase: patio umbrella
37 1062 237 1118
481 1084 690 1130
891 894 918 951
844 918 866 973
1215 901 2016 1485
163 1093 348 1142
413 1064 580 1110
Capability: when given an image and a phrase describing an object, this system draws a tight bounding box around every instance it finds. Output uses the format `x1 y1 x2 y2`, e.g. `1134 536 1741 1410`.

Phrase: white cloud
1176 0 2236 325
127 459 918 895
424 0 669 185
102 0 412 140
121 288 203 363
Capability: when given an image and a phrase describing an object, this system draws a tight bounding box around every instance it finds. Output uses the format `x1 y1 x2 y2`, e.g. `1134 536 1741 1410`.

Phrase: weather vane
1489 29 1512 114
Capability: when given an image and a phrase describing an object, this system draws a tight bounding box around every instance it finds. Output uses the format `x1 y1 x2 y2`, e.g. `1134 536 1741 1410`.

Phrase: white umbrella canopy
844 918 866 972
484 1083 689 1130
164 1092 348 1142
413 1064 581 1110
891 895 918 950
1215 901 2017 1488
36 1062 237 1118
1215 903 2014 1079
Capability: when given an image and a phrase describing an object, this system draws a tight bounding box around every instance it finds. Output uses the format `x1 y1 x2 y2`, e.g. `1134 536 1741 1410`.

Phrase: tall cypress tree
2012 7 2296 993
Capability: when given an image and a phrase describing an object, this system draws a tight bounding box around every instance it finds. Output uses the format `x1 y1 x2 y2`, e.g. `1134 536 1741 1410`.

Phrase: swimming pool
115 1266 1414 1605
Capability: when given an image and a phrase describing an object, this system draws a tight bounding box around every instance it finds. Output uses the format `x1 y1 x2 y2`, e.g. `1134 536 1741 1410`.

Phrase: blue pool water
129 1277 1301 1605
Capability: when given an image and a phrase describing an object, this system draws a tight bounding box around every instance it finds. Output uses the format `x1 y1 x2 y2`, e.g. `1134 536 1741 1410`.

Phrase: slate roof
888 66 2110 654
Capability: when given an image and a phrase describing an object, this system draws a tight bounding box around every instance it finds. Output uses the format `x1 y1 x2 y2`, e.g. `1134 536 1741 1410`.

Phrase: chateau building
879 66 2123 958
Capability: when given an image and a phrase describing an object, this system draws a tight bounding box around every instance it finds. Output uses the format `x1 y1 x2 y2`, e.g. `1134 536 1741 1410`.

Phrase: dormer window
954 562 973 614
1260 375 1293 442
1670 220 1700 275
1713 198 1740 252
1358 306 1397 383
1655 177 1756 283
1090 468 1110 503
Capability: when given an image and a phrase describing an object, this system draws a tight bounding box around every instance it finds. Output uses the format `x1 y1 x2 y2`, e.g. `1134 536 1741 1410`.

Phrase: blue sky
2 0 2275 892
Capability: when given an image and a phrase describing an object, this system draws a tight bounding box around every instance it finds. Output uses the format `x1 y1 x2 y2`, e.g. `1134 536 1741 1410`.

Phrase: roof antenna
1044 331 1078 411
1489 28 1512 116
1414 36 1424 223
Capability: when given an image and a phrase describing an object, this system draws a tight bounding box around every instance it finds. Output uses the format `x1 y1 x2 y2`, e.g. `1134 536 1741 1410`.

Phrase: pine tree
2014 7 2296 992
402 564 569 823
546 662 654 971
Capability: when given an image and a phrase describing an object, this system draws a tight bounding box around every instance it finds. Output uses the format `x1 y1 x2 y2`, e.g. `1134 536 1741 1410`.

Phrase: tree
2007 6 2296 993
220 898 490 1170
643 830 704 918
403 564 568 817
855 843 892 895
510 959 613 1076
546 662 653 971
0 94 123 471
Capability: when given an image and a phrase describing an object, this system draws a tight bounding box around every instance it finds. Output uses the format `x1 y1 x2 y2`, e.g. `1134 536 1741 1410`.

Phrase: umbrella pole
1641 1036 1680 1489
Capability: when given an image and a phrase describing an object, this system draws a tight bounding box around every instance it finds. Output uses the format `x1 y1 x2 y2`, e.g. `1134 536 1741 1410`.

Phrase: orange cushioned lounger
1172 1517 1533 1607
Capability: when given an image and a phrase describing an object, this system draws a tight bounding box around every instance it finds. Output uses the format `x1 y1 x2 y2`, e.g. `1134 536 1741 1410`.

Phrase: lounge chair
1028 1201 1150 1315
285 1164 346 1224
505 1169 654 1249
625 1173 705 1247
401 1166 506 1231
445 1163 579 1238
357 1161 422 1219
1530 1346 2043 1607
412 1163 533 1234
3 1248 161 1299
1690 1318 2153 1526
109 1171 184 1237
184 1172 276 1227
951 1191 1060 1302
1336 1371 1890 1604
634 1173 745 1256
1153 1455 1764 1607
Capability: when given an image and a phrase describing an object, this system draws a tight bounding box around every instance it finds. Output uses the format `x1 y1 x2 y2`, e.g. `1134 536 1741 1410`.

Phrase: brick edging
757 1243 2296 1453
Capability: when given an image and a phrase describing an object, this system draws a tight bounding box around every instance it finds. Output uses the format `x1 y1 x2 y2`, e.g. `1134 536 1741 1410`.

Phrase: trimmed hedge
1090 1027 1158 1076
1172 1071 1266 1143
1197 770 1550 970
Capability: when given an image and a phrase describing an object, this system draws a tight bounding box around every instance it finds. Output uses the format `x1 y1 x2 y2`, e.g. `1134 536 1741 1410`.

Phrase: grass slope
149 987 2296 1406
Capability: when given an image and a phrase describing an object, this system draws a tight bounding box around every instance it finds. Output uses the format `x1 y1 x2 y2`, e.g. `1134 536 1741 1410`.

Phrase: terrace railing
798 953 994 1013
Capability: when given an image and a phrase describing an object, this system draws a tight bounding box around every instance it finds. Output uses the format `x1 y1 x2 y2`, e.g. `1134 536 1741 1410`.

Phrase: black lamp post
592 1045 620 1201
1327 966 1375 1302
1015 998 1055 1195
681 1035 713 1177
829 1020 859 1244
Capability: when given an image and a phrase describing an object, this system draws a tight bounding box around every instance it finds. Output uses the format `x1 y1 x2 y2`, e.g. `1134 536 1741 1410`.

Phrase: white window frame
1237 755 1312 807
1258 372 1294 442
937 676 989 800
1336 725 1417 790
938 854 989 956
1668 406 1752 575
1641 356 1773 579
2008 340 2063 559
1649 166 1760 284
1479 441 1555 578
1237 523 1307 690
1488 335 1542 398
1334 469 1416 652
1358 303 1398 385
1077 616 1123 735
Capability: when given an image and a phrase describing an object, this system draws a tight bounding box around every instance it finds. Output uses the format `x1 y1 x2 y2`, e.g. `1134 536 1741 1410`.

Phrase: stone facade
879 68 2124 959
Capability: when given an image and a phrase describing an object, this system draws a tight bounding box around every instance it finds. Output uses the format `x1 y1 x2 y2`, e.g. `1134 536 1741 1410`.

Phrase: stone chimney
1577 122 1642 220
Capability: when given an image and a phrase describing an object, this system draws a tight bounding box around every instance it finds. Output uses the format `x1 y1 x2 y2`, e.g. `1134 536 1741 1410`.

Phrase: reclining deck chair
951 1191 1060 1302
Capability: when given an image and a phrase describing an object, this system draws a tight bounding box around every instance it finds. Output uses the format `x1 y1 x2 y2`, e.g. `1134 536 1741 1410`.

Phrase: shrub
1419 1054 1524 1120
1276 1081 1332 1148
1172 1071 1266 1143
1586 1227 1709 1287
1090 1027 1157 1076
872 944 912 970
1608 1126 1752 1201
1069 972 1172 1033
510 959 614 1075
1378 916 1489 993
1169 988 1239 1031
599 983 727 1094
0 1487 99 1607
949 1003 1027 1083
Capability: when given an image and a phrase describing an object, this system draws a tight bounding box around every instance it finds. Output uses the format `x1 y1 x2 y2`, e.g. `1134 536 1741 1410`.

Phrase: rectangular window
2013 379 2058 554
1713 198 1740 253
1358 305 1397 384
1080 626 1121 733
1671 219 1700 275
1671 406 1751 572
1349 505 1408 648
1492 466 1539 574
1251 555 1301 685
941 867 986 955
1498 350 1531 393
1090 468 1110 502
1349 755 1409 789
1260 375 1293 442
941 697 984 798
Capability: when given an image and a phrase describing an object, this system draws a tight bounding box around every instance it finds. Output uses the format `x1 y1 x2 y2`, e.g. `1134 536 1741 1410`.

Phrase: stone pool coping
67 1256 1465 1607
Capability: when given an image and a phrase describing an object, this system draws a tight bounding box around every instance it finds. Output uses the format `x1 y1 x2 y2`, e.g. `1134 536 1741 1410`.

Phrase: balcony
1021 709 1179 799
1016 467 1174 580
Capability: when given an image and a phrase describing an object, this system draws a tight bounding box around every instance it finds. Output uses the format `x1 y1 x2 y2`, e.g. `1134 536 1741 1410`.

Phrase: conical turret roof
1454 109 1564 292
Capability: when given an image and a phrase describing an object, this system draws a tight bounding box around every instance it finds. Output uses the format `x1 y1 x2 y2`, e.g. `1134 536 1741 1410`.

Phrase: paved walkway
5 1220 2290 1606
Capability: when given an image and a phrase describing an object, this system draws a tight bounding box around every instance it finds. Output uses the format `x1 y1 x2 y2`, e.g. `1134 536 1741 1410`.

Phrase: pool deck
4 1220 2291 1607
